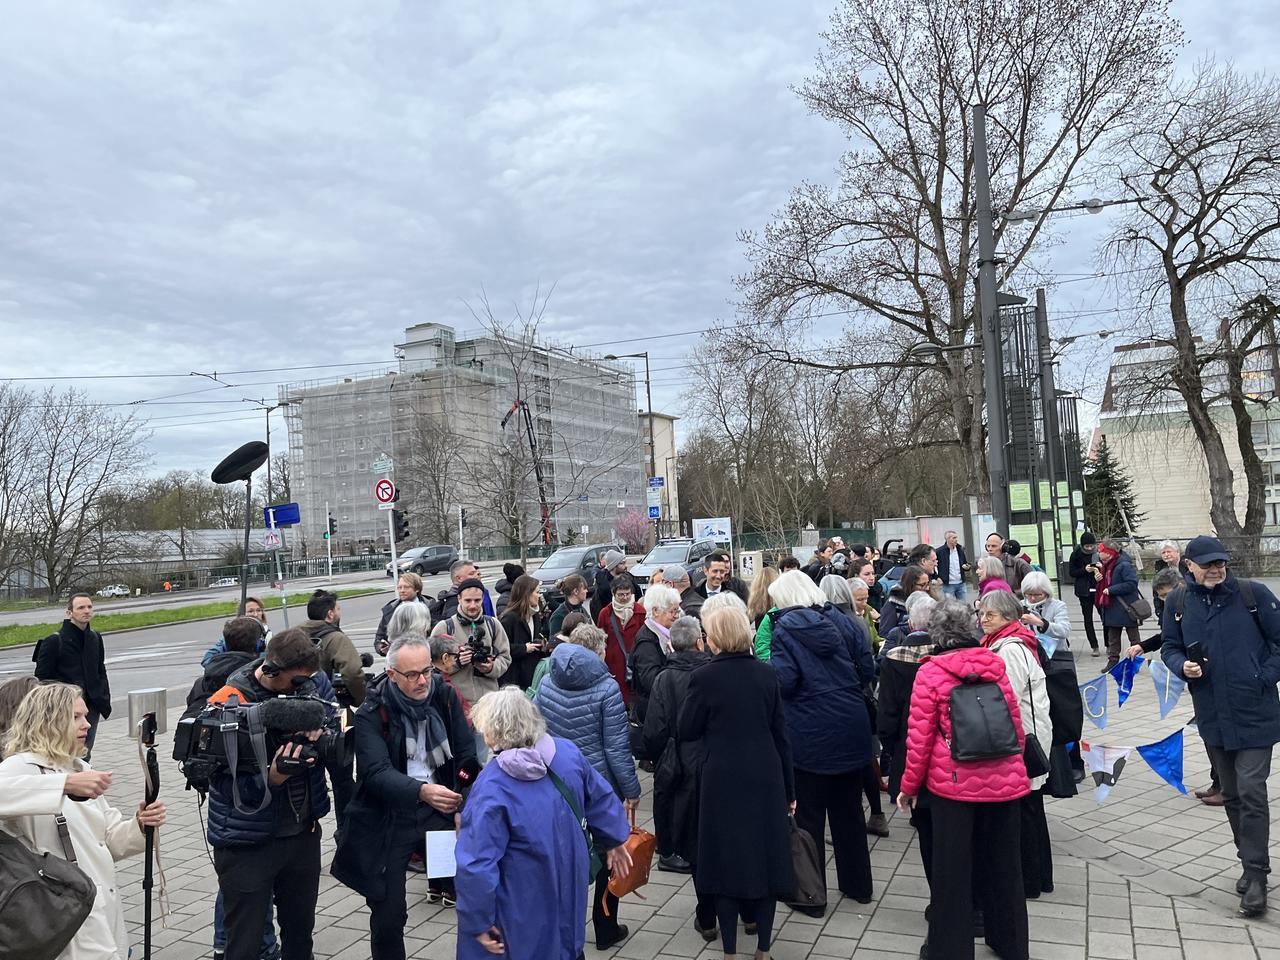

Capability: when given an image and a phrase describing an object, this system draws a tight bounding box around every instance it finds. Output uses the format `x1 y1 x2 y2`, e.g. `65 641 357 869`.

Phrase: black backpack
946 672 1021 762
1037 643 1084 745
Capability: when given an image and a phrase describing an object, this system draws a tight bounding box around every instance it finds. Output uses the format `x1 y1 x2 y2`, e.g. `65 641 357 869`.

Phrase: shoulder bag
0 793 97 960
1017 646 1051 779
945 673 1021 761
1117 591 1154 625
546 767 603 878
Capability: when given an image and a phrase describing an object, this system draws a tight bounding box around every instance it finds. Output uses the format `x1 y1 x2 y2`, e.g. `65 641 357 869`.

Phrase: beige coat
0 753 147 960
430 614 511 705
989 638 1054 790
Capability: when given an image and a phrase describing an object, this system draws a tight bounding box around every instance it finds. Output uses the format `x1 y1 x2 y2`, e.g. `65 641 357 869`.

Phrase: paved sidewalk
91 639 1280 959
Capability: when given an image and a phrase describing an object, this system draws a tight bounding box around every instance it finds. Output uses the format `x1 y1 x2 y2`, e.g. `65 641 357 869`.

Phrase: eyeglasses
1200 559 1228 570
390 667 430 684
977 610 1003 621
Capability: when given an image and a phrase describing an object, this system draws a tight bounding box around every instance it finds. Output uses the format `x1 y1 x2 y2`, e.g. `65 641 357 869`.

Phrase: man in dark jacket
1162 535 1280 918
431 558 496 625
985 532 1031 592
205 628 331 960
493 562 524 617
332 634 476 959
1067 532 1101 656
935 531 970 601
641 616 709 877
34 592 110 759
802 539 836 583
300 589 367 706
187 616 264 707
694 551 748 604
591 550 628 620
663 567 704 618
374 572 429 655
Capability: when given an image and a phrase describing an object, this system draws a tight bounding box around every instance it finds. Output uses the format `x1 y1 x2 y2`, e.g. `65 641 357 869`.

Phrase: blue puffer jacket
534 643 641 800
1100 552 1141 628
206 663 332 848
770 603 875 775
1162 573 1280 751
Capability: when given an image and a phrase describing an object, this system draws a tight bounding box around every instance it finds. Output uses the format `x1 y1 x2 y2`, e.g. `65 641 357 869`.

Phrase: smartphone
1186 640 1206 667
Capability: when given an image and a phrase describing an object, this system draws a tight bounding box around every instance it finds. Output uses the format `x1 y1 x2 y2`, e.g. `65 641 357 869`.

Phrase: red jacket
597 603 646 706
899 645 1031 803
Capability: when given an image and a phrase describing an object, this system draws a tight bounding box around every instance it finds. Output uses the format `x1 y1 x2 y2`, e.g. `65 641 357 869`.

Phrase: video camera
464 620 494 667
173 692 346 807
331 652 377 708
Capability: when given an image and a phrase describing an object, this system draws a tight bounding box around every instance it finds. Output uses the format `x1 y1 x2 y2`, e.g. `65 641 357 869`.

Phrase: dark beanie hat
503 562 525 582
1080 531 1097 547
457 577 486 595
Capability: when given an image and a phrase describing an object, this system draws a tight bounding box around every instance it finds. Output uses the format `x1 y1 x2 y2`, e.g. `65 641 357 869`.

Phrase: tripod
139 713 160 960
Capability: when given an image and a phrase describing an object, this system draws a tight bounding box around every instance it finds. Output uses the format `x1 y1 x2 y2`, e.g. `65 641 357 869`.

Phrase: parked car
210 576 240 588
96 584 129 599
630 538 719 586
385 544 459 578
533 541 626 609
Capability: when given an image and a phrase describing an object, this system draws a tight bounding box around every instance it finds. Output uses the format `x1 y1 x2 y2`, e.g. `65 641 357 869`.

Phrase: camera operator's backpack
945 673 1021 762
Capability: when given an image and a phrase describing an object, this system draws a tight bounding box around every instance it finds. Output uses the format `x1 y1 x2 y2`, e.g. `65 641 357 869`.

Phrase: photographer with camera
332 633 477 959
430 578 511 763
202 628 333 960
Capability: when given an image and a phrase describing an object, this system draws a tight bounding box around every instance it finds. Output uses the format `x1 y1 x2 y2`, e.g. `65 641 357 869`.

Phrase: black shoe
744 922 758 935
596 925 629 951
258 947 281 960
1241 877 1268 917
1238 873 1249 895
694 918 717 942
1072 768 1087 784
658 853 692 873
213 952 225 960
919 939 929 959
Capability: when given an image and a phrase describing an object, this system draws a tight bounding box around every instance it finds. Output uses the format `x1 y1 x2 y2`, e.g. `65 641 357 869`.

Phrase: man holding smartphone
1162 535 1280 918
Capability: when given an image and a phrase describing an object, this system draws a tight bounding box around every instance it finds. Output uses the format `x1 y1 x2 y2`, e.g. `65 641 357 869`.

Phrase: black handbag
1117 592 1154 625
780 816 827 917
0 813 97 960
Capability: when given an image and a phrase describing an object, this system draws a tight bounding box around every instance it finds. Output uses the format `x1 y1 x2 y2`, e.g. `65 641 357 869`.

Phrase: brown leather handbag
604 808 657 912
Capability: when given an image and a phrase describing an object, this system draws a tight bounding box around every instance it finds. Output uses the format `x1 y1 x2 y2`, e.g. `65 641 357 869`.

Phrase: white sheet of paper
425 830 458 878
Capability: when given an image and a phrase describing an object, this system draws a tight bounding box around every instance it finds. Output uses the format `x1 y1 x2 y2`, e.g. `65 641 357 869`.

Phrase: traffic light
325 515 337 539
460 508 468 528
393 509 410 542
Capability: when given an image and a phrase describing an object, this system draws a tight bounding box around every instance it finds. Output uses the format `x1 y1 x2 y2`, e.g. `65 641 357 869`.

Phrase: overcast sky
0 0 1265 478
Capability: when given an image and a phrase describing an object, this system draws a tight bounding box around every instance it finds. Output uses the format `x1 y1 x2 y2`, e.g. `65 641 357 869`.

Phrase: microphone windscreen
457 756 483 785
258 697 327 734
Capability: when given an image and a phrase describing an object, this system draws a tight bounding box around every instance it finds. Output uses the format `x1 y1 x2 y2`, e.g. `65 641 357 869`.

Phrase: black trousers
689 863 719 931
653 784 675 857
1019 792 1053 896
1078 596 1099 651
794 767 873 901
327 756 355 841
716 896 776 954
1206 744 1273 877
368 813 452 960
912 804 935 887
929 796 1027 960
592 862 620 944
862 762 883 816
214 827 322 960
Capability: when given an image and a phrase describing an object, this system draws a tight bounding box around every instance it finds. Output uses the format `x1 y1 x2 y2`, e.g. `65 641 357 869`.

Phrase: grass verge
0 587 382 649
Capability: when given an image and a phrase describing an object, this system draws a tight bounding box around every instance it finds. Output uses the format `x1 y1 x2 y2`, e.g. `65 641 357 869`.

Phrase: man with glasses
1162 535 1280 918
333 634 476 957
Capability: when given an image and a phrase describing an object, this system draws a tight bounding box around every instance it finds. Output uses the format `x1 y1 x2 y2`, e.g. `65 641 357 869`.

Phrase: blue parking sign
648 505 661 519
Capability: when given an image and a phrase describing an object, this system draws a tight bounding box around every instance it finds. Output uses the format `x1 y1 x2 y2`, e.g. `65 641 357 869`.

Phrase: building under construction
281 323 646 554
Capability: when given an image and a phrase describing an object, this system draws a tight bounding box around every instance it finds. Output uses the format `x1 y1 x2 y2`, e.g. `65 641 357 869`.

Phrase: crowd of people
3 530 1278 960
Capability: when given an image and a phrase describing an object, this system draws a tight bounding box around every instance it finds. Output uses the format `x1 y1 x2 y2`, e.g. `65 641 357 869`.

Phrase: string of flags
1073 655 1192 804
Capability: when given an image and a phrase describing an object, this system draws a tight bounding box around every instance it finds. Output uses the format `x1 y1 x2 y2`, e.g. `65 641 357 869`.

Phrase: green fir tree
1083 435 1146 540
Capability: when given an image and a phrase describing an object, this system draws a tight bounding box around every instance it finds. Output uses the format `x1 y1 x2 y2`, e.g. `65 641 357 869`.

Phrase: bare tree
26 389 149 598
736 0 1180 499
0 385 35 589
401 402 462 546
1105 63 1280 562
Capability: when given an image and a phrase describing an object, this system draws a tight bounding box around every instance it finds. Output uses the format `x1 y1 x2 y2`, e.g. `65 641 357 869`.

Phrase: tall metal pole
264 407 273 502
642 352 657 543
973 103 1011 534
1035 288 1064 583
325 500 333 580
239 476 252 616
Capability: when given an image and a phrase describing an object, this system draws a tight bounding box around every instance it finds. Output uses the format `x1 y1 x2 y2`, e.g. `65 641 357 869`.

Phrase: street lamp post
604 351 657 535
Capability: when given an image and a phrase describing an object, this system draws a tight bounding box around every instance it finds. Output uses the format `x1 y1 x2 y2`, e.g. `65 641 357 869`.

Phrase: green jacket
754 608 777 661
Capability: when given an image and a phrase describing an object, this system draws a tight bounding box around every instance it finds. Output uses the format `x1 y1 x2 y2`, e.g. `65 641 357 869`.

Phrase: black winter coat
679 652 794 900
878 590 908 637
499 610 546 690
1067 546 1098 601
876 632 931 798
629 625 667 723
641 650 710 862
590 568 614 621
186 650 256 707
34 620 111 718
493 577 515 617
1161 574 1280 751
331 671 475 901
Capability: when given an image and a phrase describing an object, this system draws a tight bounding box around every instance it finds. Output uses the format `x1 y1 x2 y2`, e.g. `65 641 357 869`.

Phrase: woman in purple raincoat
455 688 631 960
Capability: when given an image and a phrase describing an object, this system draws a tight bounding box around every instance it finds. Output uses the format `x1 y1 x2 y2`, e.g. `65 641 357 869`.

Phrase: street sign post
263 511 290 627
261 530 282 550
648 477 665 488
372 456 394 474
375 478 396 511
262 502 300 527
648 505 661 520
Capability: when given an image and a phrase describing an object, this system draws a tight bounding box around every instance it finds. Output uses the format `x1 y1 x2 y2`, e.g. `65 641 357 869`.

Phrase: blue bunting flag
1147 660 1187 720
1135 729 1187 794
1080 673 1109 729
1109 655 1144 707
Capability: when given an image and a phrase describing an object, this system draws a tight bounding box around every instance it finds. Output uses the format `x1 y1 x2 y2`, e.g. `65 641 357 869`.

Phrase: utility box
738 550 763 581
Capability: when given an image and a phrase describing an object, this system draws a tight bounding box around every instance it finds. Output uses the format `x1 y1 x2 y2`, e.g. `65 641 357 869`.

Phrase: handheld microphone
457 756 483 787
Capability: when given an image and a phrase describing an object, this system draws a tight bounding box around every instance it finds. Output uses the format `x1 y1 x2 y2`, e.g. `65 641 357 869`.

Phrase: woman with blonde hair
747 565 780 627
0 682 166 960
680 605 794 959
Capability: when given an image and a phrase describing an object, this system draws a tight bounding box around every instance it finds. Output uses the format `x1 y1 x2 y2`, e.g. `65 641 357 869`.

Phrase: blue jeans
943 583 967 601
213 889 277 954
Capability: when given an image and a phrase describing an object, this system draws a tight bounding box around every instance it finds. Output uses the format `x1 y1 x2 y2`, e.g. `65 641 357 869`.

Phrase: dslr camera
331 652 376 708
173 693 346 807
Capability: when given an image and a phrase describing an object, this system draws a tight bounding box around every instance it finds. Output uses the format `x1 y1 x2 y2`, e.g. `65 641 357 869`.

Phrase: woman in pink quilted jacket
896 599 1030 960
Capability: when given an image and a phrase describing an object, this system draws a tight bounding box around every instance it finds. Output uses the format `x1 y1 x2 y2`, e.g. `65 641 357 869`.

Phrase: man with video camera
202 628 333 960
332 633 478 959
430 577 510 761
